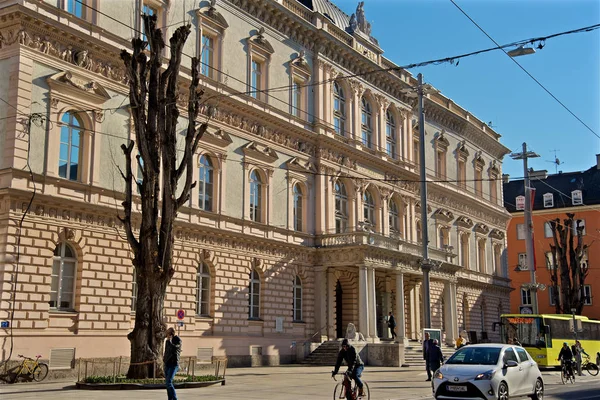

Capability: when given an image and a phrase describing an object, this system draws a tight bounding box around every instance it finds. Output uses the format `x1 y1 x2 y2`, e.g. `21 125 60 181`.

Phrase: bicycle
581 355 599 376
559 359 575 385
333 372 370 400
11 354 49 383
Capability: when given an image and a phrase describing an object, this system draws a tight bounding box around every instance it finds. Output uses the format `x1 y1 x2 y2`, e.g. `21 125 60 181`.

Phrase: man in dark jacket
388 312 397 340
164 327 182 400
423 332 434 381
558 342 574 378
427 339 444 378
332 339 365 397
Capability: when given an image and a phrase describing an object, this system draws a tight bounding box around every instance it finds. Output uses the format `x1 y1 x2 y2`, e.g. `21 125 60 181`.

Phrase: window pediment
457 140 469 159
248 27 274 56
196 2 229 31
474 151 485 169
243 141 278 164
201 128 232 149
290 51 311 78
490 228 505 240
435 131 450 150
456 215 474 228
474 223 490 235
47 71 110 106
286 157 316 173
488 160 500 175
433 208 454 222
415 201 432 214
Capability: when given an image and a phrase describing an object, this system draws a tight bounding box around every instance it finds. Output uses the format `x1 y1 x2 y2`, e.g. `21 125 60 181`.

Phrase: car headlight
475 370 496 380
434 370 443 380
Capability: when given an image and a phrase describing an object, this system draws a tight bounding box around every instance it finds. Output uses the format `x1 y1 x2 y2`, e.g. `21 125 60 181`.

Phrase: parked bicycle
582 354 599 376
560 359 576 385
333 372 370 400
12 354 49 383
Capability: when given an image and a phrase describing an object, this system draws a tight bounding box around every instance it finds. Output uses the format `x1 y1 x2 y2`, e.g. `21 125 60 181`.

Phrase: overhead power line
450 0 600 140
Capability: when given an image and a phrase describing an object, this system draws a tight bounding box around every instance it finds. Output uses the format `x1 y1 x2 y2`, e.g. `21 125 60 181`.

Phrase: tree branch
119 141 140 253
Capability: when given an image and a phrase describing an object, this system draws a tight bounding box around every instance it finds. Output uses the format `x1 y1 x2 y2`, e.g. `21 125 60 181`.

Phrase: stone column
314 266 328 341
314 59 324 135
359 266 369 337
349 79 364 144
315 167 326 235
444 281 458 346
327 267 336 339
367 266 377 340
395 271 406 343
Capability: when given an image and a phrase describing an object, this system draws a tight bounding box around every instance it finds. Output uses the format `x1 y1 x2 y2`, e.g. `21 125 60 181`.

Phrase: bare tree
548 213 589 315
119 15 207 378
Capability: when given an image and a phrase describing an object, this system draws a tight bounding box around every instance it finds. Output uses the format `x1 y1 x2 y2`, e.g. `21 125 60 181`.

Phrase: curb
75 378 225 390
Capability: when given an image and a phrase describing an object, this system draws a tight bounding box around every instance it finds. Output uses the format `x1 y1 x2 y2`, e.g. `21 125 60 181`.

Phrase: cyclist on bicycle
558 342 575 378
332 339 365 397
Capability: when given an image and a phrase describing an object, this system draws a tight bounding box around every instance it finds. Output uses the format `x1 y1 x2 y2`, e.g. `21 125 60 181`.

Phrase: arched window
389 199 400 233
50 242 77 310
249 269 261 319
198 155 214 211
416 220 422 243
293 183 303 232
293 275 302 321
333 82 346 135
363 190 375 226
59 111 83 181
334 181 348 233
460 233 470 269
439 226 450 248
197 262 211 316
249 170 262 222
478 239 487 273
386 110 396 159
361 97 372 148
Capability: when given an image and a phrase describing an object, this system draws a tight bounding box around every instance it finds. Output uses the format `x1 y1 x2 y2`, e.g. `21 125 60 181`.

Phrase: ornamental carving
433 208 455 222
456 216 474 228
286 157 316 173
489 228 505 240
474 223 490 235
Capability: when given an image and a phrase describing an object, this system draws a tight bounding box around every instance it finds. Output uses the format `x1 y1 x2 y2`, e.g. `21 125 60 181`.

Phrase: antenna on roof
545 149 563 174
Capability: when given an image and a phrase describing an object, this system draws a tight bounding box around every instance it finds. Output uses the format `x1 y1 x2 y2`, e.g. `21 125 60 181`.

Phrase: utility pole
418 73 432 329
510 143 540 314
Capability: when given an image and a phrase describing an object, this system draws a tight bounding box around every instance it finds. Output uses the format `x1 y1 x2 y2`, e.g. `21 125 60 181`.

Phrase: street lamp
401 74 439 329
507 46 536 58
571 308 578 342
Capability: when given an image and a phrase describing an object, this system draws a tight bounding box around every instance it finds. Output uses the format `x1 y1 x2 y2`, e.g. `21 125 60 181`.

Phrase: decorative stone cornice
474 223 490 235
489 228 505 240
433 208 455 222
456 216 474 228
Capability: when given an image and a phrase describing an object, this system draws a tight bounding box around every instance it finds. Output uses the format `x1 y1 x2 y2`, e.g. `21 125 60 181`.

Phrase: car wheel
529 378 543 400
497 382 509 400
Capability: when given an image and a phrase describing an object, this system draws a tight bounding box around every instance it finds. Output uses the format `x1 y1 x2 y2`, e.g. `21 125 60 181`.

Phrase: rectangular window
543 193 554 208
573 219 586 236
142 4 157 45
549 286 559 306
250 60 263 99
544 222 553 238
518 253 528 270
521 288 532 305
584 285 592 305
489 178 497 203
458 159 466 189
545 252 555 269
413 138 419 166
436 151 446 178
291 81 301 118
66 0 83 18
571 190 583 205
475 169 483 197
200 34 214 78
516 223 526 240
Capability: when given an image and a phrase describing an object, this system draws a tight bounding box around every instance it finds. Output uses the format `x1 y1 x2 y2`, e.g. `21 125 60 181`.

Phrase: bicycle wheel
358 381 370 400
11 366 23 383
32 363 49 382
586 362 599 376
560 368 566 385
333 382 345 400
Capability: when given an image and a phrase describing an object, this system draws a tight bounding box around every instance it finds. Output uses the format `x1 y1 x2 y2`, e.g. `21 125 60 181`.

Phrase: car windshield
446 347 501 365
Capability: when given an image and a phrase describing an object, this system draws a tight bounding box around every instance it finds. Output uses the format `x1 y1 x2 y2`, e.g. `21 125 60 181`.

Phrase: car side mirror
503 360 518 368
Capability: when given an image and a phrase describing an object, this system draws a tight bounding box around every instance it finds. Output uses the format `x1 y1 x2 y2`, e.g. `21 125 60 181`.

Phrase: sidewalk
1 365 597 400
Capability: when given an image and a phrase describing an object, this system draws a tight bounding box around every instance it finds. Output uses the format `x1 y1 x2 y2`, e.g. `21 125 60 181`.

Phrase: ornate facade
0 0 511 368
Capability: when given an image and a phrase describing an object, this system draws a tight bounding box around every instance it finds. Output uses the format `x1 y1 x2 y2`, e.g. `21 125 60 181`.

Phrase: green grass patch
82 374 221 384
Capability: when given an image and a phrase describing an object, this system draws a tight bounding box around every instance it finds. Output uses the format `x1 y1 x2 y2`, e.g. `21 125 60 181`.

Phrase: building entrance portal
336 280 343 338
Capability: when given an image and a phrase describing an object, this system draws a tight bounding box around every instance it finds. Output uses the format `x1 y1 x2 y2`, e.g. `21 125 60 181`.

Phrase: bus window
501 316 543 347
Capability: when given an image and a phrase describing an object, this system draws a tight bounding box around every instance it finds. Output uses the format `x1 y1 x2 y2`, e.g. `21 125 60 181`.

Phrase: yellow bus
500 314 600 367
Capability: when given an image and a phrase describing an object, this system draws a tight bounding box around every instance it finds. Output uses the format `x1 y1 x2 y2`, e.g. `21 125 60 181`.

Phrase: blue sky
330 0 600 178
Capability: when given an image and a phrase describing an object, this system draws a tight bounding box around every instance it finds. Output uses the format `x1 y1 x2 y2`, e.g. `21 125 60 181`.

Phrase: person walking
427 339 444 381
574 340 589 376
331 339 365 397
423 332 434 381
387 312 397 340
455 334 466 349
164 327 182 400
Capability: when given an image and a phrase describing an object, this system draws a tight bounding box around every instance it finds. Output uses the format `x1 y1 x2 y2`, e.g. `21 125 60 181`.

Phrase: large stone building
503 157 600 319
0 0 511 369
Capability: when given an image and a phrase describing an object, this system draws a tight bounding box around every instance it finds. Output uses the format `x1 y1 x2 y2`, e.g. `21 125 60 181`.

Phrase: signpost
176 309 185 336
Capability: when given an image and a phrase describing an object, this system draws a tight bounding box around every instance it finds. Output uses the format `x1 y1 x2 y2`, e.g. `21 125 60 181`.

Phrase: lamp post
571 308 578 342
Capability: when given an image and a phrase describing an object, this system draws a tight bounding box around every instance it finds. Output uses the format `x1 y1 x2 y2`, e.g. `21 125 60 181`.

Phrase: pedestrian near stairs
388 312 397 340
423 332 434 381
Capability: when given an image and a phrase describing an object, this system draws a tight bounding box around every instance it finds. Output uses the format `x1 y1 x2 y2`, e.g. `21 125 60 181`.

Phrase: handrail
299 324 330 345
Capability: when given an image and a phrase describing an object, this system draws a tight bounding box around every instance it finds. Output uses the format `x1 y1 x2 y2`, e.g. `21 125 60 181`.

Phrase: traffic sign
177 321 184 327
0 321 9 328
177 309 185 320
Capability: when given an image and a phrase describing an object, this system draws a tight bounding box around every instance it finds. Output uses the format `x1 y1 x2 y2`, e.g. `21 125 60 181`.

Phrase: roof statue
356 2 372 36
348 13 358 33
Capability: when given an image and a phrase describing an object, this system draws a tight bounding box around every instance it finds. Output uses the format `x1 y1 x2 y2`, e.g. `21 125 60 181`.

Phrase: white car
432 344 544 400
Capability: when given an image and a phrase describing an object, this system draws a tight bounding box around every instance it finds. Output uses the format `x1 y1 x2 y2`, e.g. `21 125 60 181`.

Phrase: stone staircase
402 340 457 367
300 340 342 366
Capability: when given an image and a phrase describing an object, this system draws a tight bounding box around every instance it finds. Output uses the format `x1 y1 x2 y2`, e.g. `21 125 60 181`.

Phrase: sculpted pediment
47 71 110 105
243 141 278 164
248 27 274 55
456 216 474 228
286 157 315 173
201 128 232 149
474 223 490 235
490 228 505 240
415 201 432 214
196 1 229 30
433 208 455 222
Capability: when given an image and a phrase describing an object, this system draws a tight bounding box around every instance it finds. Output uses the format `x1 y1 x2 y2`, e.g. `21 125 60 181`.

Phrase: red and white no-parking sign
177 309 185 320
